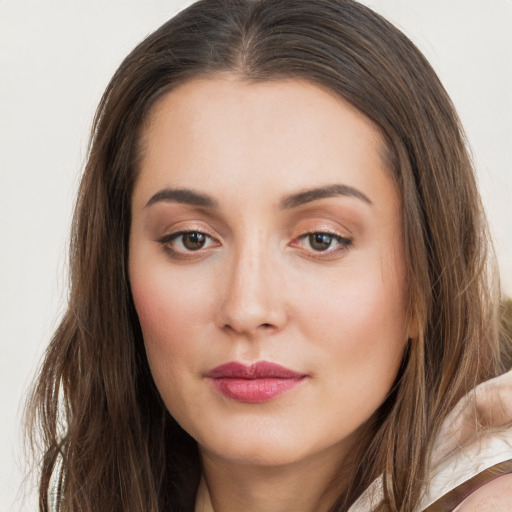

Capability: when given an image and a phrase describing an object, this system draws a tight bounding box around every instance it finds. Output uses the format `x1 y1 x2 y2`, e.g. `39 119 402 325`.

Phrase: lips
205 361 307 403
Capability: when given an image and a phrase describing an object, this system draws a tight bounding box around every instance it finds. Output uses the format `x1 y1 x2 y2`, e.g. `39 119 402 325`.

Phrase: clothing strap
423 458 512 512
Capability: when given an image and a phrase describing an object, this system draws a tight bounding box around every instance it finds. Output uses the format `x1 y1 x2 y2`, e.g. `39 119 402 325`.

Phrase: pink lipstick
205 361 307 403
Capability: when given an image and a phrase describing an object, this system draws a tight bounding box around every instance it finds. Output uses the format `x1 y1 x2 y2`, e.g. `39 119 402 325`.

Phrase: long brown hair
26 1 508 510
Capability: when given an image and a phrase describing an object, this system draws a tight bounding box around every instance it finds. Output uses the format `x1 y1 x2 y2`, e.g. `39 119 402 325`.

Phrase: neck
194 444 353 512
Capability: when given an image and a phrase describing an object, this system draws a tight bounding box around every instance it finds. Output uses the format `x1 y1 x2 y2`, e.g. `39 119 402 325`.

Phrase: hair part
27 1 507 511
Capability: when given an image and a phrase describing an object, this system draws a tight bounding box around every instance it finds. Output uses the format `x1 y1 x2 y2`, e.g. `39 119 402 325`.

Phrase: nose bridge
218 229 284 335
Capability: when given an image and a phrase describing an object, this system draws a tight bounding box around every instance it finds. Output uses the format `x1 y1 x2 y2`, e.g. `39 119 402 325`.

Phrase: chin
195 421 341 468
203 440 309 467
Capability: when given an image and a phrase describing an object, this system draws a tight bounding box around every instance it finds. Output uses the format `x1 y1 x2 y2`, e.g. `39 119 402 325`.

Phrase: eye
177 231 209 251
292 231 352 255
308 233 336 251
157 230 218 254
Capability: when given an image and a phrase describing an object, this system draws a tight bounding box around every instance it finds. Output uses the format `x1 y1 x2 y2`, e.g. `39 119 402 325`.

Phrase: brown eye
181 232 207 250
308 233 334 251
157 230 218 258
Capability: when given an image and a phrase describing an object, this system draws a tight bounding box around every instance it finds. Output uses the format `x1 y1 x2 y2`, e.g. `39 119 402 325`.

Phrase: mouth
205 361 308 403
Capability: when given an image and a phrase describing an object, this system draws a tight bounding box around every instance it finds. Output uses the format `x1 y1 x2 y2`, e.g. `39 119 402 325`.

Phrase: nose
215 242 287 338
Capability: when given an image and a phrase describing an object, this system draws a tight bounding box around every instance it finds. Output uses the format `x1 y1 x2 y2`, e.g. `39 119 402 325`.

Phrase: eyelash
292 231 352 258
156 230 352 260
156 230 219 259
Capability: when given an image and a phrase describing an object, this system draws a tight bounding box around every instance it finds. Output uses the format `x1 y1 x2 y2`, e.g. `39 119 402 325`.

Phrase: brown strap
423 458 512 512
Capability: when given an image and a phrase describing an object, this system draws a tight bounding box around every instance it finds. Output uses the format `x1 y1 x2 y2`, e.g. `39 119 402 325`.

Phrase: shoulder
454 473 512 511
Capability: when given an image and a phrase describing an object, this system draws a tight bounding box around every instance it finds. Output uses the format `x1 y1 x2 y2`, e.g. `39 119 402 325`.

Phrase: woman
27 0 512 510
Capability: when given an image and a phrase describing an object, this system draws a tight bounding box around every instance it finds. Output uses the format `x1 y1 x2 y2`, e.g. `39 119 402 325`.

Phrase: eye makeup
156 229 220 260
144 194 366 264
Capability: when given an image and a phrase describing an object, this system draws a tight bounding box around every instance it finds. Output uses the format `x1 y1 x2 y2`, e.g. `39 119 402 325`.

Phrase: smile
205 361 308 403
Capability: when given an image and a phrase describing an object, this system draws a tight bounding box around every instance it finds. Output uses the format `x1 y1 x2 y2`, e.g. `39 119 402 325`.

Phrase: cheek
295 261 408 380
131 258 212 341
129 256 217 395
129 266 216 428
300 266 406 334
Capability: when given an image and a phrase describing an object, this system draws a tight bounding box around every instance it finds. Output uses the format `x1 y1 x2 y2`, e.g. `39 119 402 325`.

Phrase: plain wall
1 1 510 510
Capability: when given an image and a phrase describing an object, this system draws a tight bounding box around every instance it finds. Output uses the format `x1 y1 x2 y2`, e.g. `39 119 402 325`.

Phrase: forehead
134 76 397 212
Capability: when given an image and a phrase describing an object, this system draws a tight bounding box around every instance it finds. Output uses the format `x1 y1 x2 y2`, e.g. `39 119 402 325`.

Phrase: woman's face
129 77 411 469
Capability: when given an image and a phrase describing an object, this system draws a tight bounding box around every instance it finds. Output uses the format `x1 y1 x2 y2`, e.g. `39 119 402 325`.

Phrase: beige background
1 0 510 510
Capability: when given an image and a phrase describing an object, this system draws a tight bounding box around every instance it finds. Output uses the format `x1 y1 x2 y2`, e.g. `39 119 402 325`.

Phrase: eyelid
289 227 353 259
296 230 352 246
155 226 221 259
159 229 215 244
154 219 218 242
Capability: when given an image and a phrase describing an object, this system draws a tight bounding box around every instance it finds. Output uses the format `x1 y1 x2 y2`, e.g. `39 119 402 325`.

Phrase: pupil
183 232 205 250
310 233 332 251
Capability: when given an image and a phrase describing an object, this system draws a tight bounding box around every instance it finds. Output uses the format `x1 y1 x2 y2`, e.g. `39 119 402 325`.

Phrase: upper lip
205 361 306 379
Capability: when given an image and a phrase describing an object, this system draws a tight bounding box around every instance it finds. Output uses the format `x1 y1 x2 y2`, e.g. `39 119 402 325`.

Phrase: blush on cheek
130 284 155 331
303 269 407 373
131 270 214 364
131 279 167 336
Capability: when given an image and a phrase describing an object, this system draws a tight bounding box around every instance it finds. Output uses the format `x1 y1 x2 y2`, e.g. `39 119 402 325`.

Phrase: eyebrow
145 188 218 209
145 183 372 210
280 184 372 209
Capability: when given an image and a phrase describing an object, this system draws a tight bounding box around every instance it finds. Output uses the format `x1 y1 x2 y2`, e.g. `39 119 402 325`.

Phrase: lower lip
210 377 305 403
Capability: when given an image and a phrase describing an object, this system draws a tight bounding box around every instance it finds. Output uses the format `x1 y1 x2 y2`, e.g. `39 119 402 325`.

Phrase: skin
129 76 414 512
454 474 512 511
